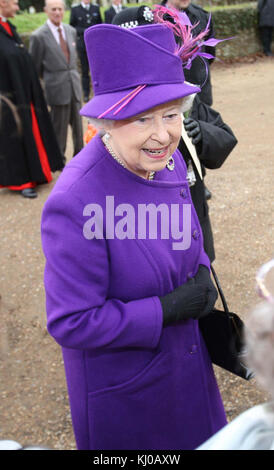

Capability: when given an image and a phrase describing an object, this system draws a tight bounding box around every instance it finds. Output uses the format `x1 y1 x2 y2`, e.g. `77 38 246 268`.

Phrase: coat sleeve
41 192 163 351
70 7 85 35
192 100 238 169
69 7 77 28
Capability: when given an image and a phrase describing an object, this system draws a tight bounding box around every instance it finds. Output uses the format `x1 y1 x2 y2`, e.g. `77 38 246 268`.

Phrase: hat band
97 84 147 119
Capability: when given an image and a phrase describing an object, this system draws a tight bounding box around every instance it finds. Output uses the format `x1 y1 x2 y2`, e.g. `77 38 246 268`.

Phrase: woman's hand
183 118 202 145
160 265 217 326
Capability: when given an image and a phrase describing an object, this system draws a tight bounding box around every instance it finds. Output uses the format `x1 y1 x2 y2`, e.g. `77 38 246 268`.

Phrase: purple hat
80 23 200 120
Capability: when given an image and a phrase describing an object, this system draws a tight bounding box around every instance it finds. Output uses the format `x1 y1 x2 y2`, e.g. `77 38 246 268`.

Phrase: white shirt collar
0 15 7 22
113 4 121 13
81 2 90 9
47 18 64 32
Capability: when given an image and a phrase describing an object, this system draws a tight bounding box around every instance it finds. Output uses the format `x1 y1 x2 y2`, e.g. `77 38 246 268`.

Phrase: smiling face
106 100 183 179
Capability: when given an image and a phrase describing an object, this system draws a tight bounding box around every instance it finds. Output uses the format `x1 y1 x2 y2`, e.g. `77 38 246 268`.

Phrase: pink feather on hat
153 5 225 70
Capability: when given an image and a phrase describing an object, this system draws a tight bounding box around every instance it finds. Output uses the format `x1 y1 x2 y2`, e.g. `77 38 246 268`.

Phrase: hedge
212 3 258 36
211 3 260 58
199 0 256 6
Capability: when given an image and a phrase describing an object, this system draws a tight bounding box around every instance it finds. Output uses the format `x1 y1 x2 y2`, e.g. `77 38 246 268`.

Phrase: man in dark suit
70 1 102 102
104 0 126 24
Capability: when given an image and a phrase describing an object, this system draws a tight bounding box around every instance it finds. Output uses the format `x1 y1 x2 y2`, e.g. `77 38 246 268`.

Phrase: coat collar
0 20 21 43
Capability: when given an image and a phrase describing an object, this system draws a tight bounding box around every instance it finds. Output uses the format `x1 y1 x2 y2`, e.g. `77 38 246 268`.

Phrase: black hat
112 6 154 28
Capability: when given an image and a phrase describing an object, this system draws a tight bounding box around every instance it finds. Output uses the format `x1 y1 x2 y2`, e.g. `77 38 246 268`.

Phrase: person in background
257 0 274 56
41 20 227 450
29 0 83 162
198 259 274 450
179 94 237 262
104 0 126 24
0 0 64 198
70 0 102 102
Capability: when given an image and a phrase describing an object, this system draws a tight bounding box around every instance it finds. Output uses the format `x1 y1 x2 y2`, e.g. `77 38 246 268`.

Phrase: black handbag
199 266 254 380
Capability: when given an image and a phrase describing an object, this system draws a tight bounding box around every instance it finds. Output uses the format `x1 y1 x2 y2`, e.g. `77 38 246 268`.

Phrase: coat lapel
0 21 20 42
44 23 68 66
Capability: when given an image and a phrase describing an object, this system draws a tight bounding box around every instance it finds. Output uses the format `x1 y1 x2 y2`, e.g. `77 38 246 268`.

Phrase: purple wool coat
41 134 227 450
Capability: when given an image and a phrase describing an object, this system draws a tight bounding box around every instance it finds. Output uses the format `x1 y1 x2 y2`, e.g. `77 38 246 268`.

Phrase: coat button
180 188 187 198
190 345 198 354
192 229 200 240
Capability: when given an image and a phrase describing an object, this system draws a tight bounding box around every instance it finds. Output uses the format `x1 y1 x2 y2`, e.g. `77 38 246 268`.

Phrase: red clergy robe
0 17 53 190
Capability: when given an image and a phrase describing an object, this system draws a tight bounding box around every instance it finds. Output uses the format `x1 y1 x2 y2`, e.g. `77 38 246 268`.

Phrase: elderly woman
41 22 227 450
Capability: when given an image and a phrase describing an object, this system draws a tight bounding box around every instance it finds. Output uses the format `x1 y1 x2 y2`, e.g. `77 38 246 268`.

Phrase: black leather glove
183 118 202 145
160 265 218 326
193 265 218 316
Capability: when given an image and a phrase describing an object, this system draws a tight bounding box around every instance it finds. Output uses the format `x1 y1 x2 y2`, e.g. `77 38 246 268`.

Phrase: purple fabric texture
80 24 200 119
41 135 227 450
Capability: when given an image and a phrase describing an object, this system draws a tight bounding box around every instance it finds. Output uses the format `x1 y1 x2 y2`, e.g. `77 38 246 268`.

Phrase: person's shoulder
189 3 210 18
51 135 108 197
197 403 274 450
91 3 100 11
71 3 81 11
63 23 76 33
6 20 17 33
30 22 48 37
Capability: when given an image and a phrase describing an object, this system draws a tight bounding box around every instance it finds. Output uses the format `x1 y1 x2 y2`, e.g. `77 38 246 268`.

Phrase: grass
10 4 147 33
10 2 256 34
10 11 70 33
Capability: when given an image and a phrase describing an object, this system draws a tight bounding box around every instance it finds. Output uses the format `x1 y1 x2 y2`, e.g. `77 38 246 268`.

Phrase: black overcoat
0 22 63 187
104 6 127 24
70 4 102 48
179 96 238 262
258 0 274 27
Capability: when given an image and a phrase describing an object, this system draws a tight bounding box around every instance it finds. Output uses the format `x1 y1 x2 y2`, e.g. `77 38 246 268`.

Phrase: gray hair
44 0 65 8
245 300 274 399
88 90 197 132
88 118 114 133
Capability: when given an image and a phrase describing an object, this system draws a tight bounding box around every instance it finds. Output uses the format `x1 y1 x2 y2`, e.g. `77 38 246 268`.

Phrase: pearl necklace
102 133 175 180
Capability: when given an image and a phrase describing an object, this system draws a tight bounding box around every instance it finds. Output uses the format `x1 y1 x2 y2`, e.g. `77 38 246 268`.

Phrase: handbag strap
211 265 244 339
211 265 229 313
